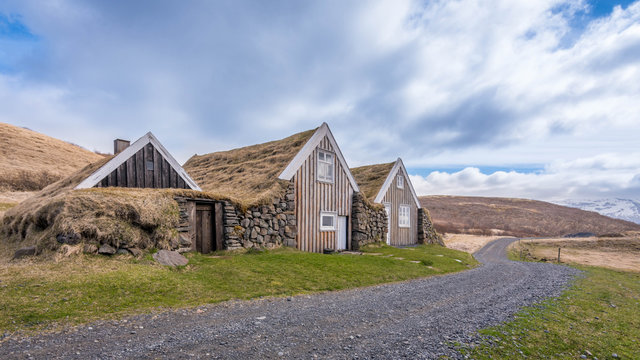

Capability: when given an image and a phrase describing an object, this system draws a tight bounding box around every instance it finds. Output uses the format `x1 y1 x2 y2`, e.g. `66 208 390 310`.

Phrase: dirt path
0 238 579 359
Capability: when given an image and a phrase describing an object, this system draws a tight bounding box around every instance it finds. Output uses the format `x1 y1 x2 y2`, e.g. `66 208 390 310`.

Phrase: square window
146 160 154 171
320 212 336 231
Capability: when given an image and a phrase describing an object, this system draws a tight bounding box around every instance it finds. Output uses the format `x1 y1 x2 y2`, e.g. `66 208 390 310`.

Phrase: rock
584 350 593 357
177 247 192 253
83 244 98 254
116 248 129 255
612 354 619 359
153 250 188 266
98 244 117 255
179 234 192 247
12 246 36 260
127 248 143 257
580 355 587 359
56 232 81 245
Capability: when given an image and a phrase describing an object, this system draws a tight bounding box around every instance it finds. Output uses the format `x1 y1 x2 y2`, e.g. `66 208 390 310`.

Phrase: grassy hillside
420 195 640 237
0 122 103 192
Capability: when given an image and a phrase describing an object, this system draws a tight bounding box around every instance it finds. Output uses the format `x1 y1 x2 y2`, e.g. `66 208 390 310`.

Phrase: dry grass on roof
351 162 395 201
183 128 316 206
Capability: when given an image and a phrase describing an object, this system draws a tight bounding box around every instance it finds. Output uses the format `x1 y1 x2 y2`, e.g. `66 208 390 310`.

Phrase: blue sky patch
407 166 545 177
0 13 36 40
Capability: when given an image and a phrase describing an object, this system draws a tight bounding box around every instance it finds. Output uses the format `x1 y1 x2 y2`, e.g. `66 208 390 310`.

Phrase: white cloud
410 153 640 201
0 0 638 200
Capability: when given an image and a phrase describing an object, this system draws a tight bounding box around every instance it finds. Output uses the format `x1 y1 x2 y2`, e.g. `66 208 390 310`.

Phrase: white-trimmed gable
75 132 201 191
373 158 420 206
278 123 360 192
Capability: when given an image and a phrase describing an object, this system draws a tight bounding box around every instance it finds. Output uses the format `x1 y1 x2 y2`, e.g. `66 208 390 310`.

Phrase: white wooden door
384 203 391 245
337 216 347 250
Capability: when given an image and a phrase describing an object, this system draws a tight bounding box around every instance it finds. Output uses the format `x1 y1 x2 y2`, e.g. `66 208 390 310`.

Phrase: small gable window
397 175 404 189
317 150 334 183
320 211 336 231
146 160 154 171
399 205 410 228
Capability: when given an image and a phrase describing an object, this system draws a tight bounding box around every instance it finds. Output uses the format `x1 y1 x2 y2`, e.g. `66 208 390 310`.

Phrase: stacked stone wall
418 208 444 245
351 192 388 250
176 182 297 251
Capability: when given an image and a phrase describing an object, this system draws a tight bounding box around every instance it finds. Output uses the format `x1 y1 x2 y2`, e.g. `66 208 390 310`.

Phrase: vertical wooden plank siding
135 147 145 187
153 148 162 188
292 135 353 253
126 157 135 188
91 143 191 190
381 173 419 245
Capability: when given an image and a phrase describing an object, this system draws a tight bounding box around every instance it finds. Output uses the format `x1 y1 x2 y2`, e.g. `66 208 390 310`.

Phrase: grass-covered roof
183 128 317 206
350 162 395 201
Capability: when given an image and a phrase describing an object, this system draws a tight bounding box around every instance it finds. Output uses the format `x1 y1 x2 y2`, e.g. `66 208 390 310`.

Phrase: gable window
399 205 410 228
317 150 335 183
397 174 404 189
320 211 336 231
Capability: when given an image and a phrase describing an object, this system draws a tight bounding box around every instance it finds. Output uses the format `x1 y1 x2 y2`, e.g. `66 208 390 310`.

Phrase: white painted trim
373 158 420 207
75 132 201 191
316 149 335 183
278 123 360 192
320 211 337 231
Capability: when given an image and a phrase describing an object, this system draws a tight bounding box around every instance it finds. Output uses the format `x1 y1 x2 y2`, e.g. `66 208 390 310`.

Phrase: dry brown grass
442 234 506 253
0 122 103 191
350 162 395 201
183 129 316 206
421 195 640 237
512 236 640 272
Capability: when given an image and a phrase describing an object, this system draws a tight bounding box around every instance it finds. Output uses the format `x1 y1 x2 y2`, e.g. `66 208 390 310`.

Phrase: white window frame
397 174 404 189
317 150 335 183
320 211 337 231
398 205 410 228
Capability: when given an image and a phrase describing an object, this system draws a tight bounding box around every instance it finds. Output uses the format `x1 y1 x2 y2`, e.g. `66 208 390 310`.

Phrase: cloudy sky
1 0 639 202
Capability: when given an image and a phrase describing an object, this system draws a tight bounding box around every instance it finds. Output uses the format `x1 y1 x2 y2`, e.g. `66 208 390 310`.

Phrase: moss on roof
350 162 395 201
183 128 317 206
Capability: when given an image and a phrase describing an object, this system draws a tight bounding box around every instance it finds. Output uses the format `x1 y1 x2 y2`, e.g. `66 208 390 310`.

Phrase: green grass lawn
0 244 476 333
464 265 640 359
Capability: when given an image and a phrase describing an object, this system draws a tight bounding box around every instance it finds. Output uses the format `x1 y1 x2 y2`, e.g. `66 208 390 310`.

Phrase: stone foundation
351 192 388 250
418 208 444 245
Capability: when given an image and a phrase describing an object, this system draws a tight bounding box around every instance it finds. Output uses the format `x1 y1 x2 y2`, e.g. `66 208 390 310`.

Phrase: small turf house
351 158 424 246
75 132 200 190
183 123 362 253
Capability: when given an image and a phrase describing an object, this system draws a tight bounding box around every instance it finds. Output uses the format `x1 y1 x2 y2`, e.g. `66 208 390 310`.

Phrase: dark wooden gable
95 142 189 189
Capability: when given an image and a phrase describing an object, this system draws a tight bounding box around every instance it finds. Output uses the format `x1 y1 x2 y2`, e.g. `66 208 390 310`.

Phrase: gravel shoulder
0 238 580 359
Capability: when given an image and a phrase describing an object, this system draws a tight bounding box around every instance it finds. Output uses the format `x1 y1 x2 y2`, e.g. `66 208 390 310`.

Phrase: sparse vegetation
0 245 475 333
420 195 640 237
464 265 640 359
0 170 62 192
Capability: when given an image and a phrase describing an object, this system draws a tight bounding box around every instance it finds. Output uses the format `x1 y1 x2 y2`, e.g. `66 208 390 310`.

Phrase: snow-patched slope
558 198 640 225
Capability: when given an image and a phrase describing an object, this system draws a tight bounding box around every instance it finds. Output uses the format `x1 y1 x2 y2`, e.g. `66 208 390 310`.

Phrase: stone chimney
114 139 130 154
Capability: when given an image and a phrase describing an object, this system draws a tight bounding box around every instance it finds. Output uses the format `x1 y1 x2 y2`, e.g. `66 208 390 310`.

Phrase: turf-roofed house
183 123 386 253
351 158 442 246
2 132 204 258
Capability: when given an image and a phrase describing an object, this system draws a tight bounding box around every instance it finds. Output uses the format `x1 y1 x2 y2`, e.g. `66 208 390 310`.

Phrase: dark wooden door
196 204 213 253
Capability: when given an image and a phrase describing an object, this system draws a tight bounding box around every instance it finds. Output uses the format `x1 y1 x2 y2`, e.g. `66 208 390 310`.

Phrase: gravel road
0 238 580 359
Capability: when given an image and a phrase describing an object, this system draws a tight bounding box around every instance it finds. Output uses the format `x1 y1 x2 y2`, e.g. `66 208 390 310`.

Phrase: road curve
0 238 579 359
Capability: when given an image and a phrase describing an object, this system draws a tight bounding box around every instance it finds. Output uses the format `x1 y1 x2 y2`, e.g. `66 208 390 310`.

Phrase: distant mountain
420 195 640 238
556 198 640 225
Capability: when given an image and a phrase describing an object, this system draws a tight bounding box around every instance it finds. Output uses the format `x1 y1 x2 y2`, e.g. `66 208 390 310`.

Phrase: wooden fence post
557 247 561 263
